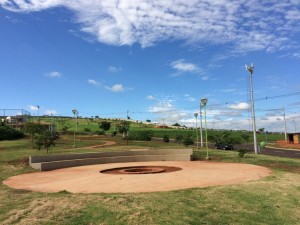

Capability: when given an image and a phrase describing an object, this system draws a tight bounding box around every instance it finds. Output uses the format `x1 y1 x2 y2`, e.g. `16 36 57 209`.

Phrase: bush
0 125 24 140
84 128 91 133
111 131 117 136
163 135 170 143
95 130 105 135
128 131 153 141
175 134 184 142
238 149 247 158
183 135 194 147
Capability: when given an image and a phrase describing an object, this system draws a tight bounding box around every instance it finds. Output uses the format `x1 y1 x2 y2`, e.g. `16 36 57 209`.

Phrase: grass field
32 116 285 143
1 135 299 225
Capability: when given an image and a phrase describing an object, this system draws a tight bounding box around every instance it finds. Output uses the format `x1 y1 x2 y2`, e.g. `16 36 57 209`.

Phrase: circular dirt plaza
4 161 271 193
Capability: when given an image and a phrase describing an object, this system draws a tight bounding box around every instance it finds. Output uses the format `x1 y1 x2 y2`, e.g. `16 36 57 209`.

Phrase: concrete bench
30 148 193 171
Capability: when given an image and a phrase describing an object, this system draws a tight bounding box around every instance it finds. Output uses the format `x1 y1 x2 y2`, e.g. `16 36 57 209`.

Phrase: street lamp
245 63 258 154
200 101 204 148
194 113 199 149
201 98 209 159
37 105 40 121
72 109 78 148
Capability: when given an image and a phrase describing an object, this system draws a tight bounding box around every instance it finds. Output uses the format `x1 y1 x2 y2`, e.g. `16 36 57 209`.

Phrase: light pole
72 109 78 148
37 105 40 121
201 98 209 159
282 107 288 142
194 113 199 149
245 63 258 154
200 102 204 148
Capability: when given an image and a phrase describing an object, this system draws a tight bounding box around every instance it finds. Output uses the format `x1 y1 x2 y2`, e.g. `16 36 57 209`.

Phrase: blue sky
1 0 300 132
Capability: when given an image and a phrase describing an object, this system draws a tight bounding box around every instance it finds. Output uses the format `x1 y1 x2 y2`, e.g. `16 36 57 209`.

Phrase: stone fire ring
3 161 272 193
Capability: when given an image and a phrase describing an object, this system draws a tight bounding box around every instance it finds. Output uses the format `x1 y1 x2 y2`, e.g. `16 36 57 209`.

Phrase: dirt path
79 141 116 149
3 161 271 193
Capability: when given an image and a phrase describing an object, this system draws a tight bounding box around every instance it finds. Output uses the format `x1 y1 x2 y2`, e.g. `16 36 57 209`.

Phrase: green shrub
175 134 184 142
128 131 153 141
0 125 24 140
84 128 91 133
95 130 105 135
163 135 170 143
183 135 194 146
111 131 117 136
238 149 247 158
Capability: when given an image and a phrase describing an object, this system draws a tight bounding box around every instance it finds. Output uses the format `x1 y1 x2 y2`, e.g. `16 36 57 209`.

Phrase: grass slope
0 136 299 225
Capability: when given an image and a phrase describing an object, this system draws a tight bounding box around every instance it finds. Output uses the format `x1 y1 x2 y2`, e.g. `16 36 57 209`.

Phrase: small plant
84 128 91 133
183 135 194 147
163 135 170 143
34 131 60 153
175 134 184 142
95 130 105 135
111 131 117 136
238 149 247 158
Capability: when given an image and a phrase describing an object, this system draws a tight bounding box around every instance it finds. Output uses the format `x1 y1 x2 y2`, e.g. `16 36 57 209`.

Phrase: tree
34 131 60 153
24 122 47 143
208 131 241 145
116 121 130 138
57 119 70 133
99 121 111 134
258 128 265 133
172 123 181 127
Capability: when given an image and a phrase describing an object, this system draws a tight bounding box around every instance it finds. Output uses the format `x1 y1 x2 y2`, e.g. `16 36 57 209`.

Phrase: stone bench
30 148 193 171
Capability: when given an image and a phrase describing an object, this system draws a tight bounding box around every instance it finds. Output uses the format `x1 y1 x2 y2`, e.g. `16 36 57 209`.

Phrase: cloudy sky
1 0 300 132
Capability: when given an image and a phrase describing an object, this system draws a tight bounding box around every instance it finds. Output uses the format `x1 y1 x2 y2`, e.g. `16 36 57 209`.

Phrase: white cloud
148 101 174 114
105 84 125 92
28 105 39 111
229 102 249 110
170 59 198 72
146 95 156 100
3 1 299 52
88 79 101 87
46 71 62 78
44 110 57 115
107 66 122 73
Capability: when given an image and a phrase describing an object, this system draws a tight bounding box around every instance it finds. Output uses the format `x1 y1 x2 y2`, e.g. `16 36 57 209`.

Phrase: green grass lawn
0 136 299 225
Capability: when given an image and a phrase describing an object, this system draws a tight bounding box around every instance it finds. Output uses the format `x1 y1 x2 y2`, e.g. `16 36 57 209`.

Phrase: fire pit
100 166 182 175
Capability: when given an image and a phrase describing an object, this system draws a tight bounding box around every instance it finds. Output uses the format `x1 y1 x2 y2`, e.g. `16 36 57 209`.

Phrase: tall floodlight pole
201 98 209 159
199 102 204 147
76 110 79 132
245 63 258 154
37 105 40 121
282 107 288 142
72 109 78 148
194 113 199 149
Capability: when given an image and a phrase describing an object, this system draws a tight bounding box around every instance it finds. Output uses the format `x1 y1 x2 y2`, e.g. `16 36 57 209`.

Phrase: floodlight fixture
201 98 208 106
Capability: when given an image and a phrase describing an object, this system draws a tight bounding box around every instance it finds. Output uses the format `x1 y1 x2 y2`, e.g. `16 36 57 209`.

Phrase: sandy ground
3 161 271 193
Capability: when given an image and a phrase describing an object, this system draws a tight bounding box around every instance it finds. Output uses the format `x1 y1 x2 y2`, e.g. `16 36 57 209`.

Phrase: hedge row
0 126 24 141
